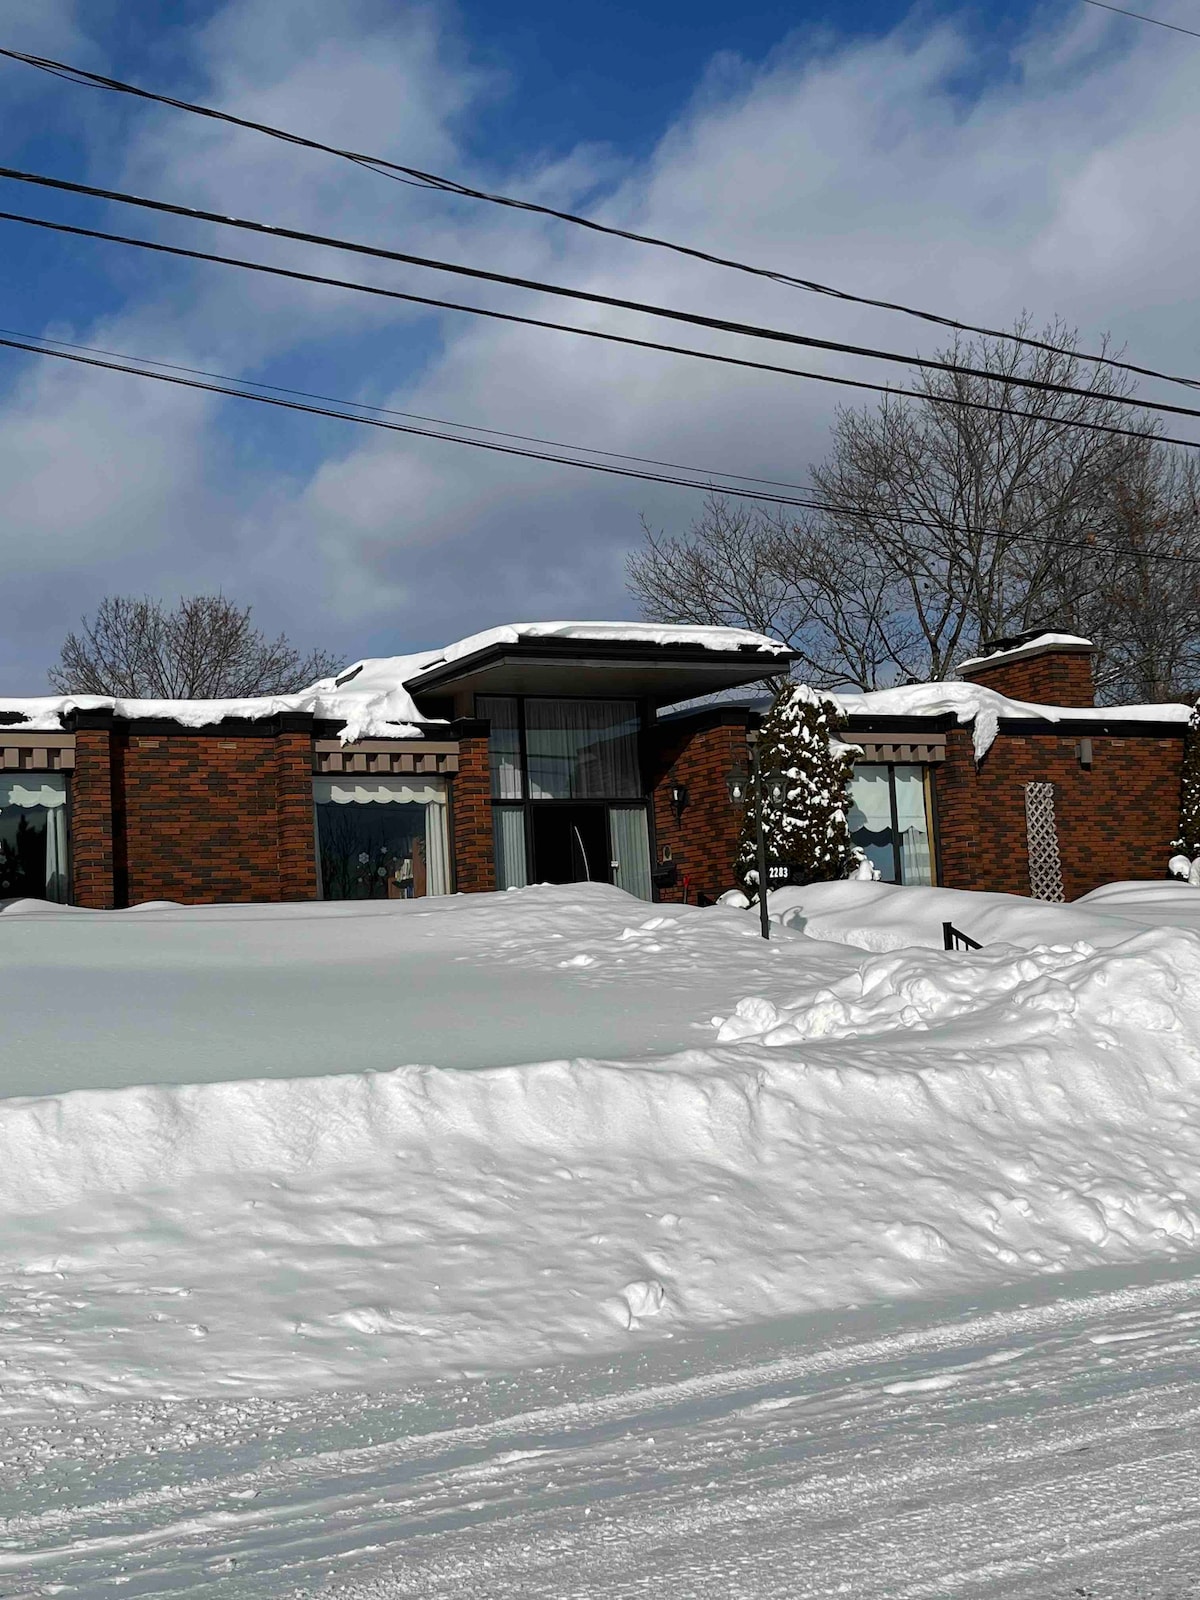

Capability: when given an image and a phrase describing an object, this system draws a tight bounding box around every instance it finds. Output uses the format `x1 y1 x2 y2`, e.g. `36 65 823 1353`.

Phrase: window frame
847 760 938 887
476 693 655 893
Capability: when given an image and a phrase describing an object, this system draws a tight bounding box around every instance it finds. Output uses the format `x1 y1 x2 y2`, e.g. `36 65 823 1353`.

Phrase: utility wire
4 203 1197 454
2 329 1197 566
1079 0 1200 40
1 40 1195 396
3 163 1199 430
0 320 819 493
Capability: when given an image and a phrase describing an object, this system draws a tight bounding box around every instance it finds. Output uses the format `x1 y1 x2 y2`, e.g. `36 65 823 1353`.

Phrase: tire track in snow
5 1265 1200 1597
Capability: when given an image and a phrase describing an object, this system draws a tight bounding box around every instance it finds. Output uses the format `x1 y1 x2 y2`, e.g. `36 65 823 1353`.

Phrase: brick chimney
957 631 1095 707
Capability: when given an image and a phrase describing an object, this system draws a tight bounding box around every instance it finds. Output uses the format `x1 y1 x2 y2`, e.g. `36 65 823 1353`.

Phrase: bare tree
49 595 341 698
628 320 1200 699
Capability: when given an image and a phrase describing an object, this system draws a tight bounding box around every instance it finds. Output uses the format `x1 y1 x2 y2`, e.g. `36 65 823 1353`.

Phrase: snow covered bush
1175 702 1200 859
736 683 858 898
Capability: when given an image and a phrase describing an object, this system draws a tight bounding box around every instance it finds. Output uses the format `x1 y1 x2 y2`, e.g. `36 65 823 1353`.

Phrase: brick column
929 727 982 890
275 715 319 901
68 711 120 908
646 711 750 904
449 718 495 893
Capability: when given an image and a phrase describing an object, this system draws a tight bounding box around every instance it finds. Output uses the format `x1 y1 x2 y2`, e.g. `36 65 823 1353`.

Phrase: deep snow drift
4 880 1200 1412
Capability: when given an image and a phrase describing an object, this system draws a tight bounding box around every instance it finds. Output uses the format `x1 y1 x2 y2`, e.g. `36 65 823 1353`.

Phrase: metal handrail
942 920 982 952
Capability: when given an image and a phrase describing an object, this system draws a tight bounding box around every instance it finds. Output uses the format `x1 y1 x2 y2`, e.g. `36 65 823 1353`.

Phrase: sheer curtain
525 700 640 799
477 696 523 799
0 775 68 903
846 766 897 881
609 807 652 901
424 798 450 896
893 765 933 886
493 806 529 889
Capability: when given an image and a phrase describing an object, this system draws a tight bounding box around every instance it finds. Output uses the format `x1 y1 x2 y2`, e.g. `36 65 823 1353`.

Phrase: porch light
669 781 689 823
726 765 749 806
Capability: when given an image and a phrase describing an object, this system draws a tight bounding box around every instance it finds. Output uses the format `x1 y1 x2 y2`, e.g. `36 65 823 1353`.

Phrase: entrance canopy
403 623 795 713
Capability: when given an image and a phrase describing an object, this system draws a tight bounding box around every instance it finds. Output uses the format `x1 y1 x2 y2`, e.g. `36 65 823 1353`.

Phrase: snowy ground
4 880 1200 1594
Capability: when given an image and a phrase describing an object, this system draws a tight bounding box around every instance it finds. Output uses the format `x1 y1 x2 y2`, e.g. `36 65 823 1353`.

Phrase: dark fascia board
843 711 1186 739
656 704 759 733
843 712 959 733
996 716 1187 739
66 708 317 737
404 637 796 696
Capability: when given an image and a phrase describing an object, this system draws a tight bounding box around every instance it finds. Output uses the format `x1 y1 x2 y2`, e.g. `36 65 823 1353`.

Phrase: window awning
313 778 446 806
1 776 67 808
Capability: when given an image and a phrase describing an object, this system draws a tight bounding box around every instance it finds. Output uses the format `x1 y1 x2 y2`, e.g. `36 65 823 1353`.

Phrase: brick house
0 623 1191 910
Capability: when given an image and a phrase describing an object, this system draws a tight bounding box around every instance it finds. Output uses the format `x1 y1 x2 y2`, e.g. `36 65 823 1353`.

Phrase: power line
0 320 819 493
1 40 1196 397
3 163 1199 430
4 202 1197 454
2 327 1197 566
1080 0 1200 40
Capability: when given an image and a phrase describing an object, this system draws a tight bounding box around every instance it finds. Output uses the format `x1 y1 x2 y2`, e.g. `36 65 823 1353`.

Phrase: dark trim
927 764 945 888
843 712 958 734
405 638 795 695
448 716 490 739
656 704 758 732
993 717 1188 738
843 711 1187 740
63 709 319 737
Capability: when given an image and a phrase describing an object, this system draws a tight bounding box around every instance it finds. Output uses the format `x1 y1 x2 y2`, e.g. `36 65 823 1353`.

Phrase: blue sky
0 0 1196 688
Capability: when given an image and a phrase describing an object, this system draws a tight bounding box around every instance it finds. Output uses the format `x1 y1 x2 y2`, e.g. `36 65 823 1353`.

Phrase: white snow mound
4 884 1200 1404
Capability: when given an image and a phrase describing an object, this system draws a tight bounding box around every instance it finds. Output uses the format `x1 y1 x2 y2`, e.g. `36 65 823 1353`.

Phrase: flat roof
405 635 795 707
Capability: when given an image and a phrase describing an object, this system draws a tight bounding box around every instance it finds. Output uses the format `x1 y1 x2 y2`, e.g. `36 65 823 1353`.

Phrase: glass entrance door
530 804 609 885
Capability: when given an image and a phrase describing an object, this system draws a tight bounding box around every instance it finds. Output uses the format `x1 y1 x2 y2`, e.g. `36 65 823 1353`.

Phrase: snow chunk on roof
835 681 1191 760
0 678 434 743
957 632 1094 673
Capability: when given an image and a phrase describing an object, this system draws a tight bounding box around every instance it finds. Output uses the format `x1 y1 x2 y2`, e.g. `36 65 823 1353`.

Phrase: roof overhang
404 638 795 708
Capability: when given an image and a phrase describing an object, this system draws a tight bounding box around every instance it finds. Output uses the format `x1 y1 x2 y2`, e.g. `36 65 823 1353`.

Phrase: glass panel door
609 806 653 901
893 765 933 886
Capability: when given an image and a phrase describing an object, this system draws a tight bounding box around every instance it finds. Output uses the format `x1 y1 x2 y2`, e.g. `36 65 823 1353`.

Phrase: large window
847 763 934 886
477 695 653 899
314 778 450 900
0 774 68 903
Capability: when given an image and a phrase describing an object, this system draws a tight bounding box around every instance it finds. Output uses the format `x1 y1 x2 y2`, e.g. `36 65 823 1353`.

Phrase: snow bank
765 878 1200 951
5 885 1200 1405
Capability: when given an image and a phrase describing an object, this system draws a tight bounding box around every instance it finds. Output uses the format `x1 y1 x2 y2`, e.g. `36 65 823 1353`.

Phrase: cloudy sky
0 0 1196 688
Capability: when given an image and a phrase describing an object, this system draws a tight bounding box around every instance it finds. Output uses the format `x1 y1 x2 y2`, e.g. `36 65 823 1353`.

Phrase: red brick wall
70 723 119 909
114 725 317 904
933 727 1183 898
647 714 748 904
449 726 495 893
275 730 320 901
961 649 1095 707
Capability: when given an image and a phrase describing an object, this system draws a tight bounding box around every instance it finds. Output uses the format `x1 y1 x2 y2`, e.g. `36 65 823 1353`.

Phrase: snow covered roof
835 681 1192 760
0 621 790 742
957 632 1095 674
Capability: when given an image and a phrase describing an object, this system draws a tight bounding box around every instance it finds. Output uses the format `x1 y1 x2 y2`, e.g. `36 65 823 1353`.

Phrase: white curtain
525 700 639 799
424 800 450 896
609 807 653 901
493 806 529 889
893 765 933 887
313 778 446 807
846 765 897 882
477 696 523 799
1 774 68 904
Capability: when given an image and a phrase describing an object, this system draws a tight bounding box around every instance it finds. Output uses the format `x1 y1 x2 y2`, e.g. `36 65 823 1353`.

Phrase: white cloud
4 0 1200 686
